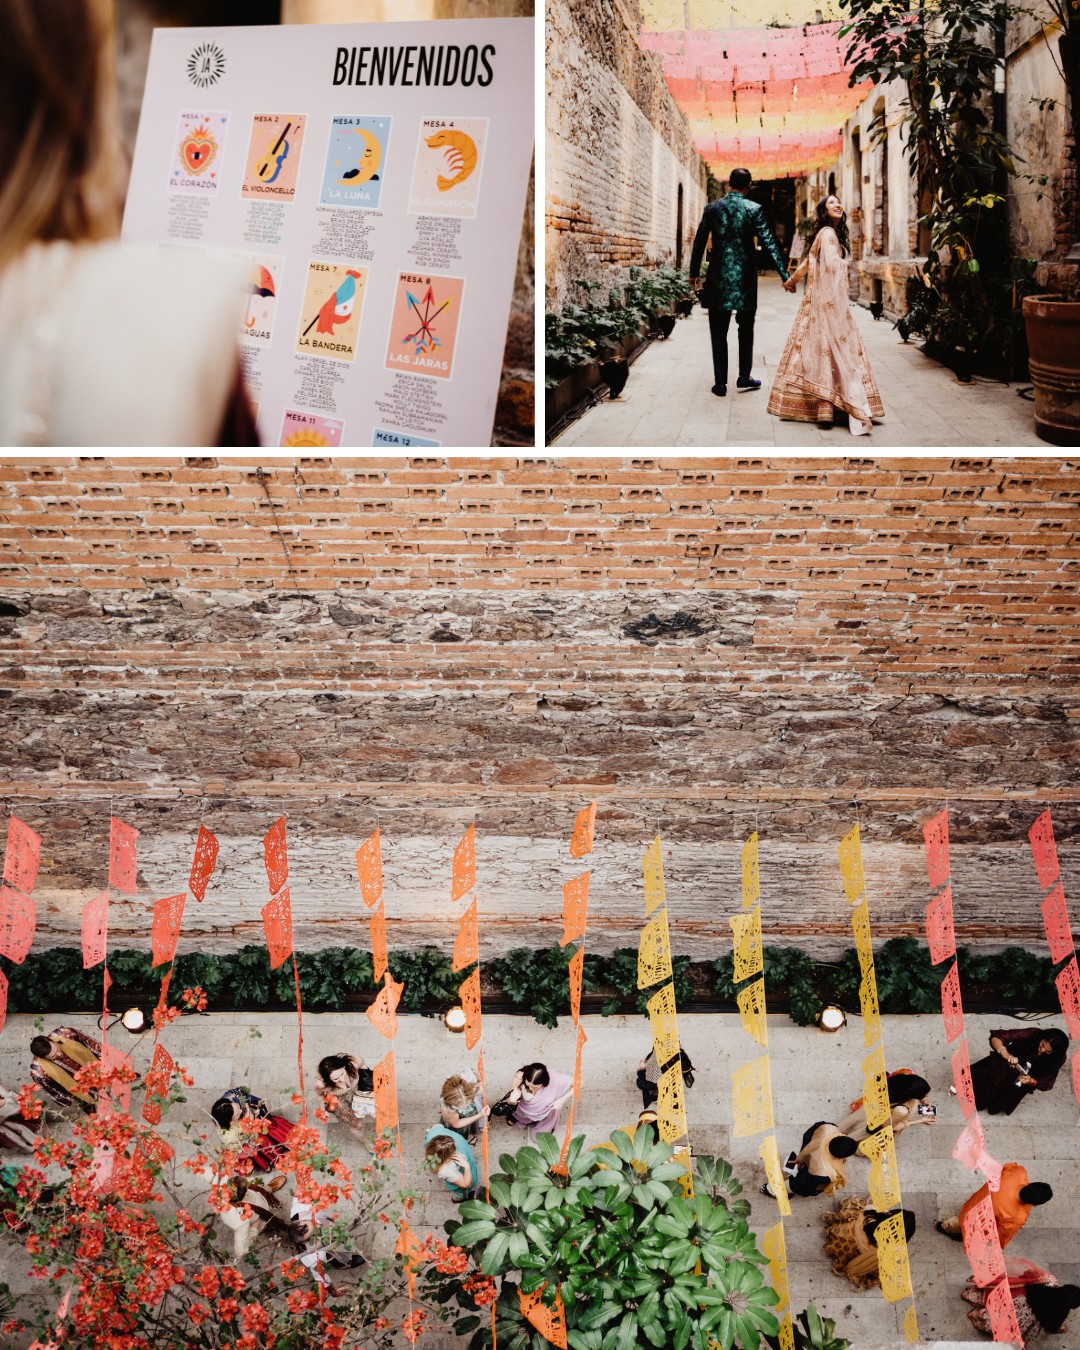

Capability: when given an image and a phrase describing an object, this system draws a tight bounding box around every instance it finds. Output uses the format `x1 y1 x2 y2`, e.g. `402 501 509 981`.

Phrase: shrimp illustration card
384 272 465 379
408 118 488 219
279 410 345 448
241 113 306 200
169 111 229 195
238 252 285 348
295 261 367 362
320 115 391 210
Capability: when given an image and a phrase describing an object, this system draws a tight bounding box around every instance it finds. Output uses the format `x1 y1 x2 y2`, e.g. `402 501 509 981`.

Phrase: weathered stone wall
0 457 1077 959
546 0 707 309
1005 4 1068 262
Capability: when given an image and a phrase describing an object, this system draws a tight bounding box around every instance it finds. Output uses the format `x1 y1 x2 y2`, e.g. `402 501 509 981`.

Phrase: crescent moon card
320 115 392 210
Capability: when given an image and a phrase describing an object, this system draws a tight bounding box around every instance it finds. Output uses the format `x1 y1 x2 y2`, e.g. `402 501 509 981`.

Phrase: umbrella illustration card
239 252 285 348
279 409 345 448
296 261 367 362
384 272 465 380
169 111 229 195
408 118 488 218
242 113 306 200
320 115 392 210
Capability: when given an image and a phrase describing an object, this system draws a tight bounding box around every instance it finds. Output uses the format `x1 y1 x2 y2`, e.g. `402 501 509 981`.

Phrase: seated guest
837 1071 936 1141
761 1121 857 1198
30 1026 102 1114
317 1054 375 1140
824 1197 917 1289
0 1081 41 1150
210 1086 295 1174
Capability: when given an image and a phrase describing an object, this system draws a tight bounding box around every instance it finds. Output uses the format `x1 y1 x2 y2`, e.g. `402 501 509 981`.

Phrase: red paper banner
142 1044 175 1126
151 892 186 969
961 1194 1007 1288
1054 956 1080 1040
925 885 956 966
261 887 293 970
263 816 288 895
188 824 219 902
459 967 482 1050
1073 1051 1080 1109
3 815 41 895
453 897 479 972
977 1152 1003 1193
0 882 35 964
452 824 476 902
0 969 7 1036
82 890 109 968
940 960 964 1043
356 828 382 908
99 1042 133 1115
573 1022 587 1102
370 899 388 984
922 809 950 891
374 1049 398 1133
952 1113 987 1172
561 871 590 948
519 1285 568 1349
107 816 139 895
985 1277 1024 1346
1029 809 1059 890
1041 883 1075 965
395 1217 421 1299
568 948 583 1024
951 1038 976 1120
569 802 596 859
366 971 404 1041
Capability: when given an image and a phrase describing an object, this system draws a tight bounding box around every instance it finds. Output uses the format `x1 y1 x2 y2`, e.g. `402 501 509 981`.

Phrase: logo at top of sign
425 129 477 192
187 42 226 89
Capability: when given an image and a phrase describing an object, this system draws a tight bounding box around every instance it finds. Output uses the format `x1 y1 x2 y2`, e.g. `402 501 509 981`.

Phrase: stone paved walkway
1 1007 1076 1346
553 278 1045 448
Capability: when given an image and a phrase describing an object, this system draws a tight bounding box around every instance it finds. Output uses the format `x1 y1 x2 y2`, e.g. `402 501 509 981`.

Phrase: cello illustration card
408 118 488 218
238 252 285 348
296 261 368 362
320 115 392 209
242 113 306 200
169 111 229 195
384 272 465 380
279 409 345 448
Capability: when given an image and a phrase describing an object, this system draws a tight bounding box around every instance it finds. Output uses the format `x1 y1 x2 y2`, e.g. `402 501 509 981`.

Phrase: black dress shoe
736 377 762 391
712 384 727 396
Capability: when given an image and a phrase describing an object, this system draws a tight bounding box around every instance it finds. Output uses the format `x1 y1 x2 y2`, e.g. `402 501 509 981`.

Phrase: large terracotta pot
1022 294 1080 446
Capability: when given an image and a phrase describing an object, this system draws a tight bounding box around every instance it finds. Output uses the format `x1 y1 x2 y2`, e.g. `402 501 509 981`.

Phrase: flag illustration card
296 261 367 362
385 272 464 379
320 115 391 209
169 111 229 194
408 117 488 218
279 408 345 448
242 113 306 200
189 824 219 903
239 252 284 348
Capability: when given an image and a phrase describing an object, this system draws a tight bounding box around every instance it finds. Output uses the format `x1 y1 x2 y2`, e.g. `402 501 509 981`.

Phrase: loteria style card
279 409 345 448
384 272 465 380
296 261 368 362
320 115 392 210
408 118 488 219
169 111 229 195
238 253 285 348
242 114 307 200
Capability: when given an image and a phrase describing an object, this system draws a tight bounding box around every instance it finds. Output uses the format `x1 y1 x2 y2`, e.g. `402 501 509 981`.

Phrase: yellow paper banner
874 1211 914 1303
758 1136 791 1217
638 911 673 990
672 1143 695 1198
779 1313 795 1350
643 836 665 916
730 907 763 983
647 982 681 1067
861 1043 889 1133
904 1304 920 1343
859 970 881 1048
741 831 760 910
838 823 865 903
851 899 873 976
761 1221 791 1310
737 977 769 1049
732 1055 774 1138
860 1125 902 1211
657 1060 688 1144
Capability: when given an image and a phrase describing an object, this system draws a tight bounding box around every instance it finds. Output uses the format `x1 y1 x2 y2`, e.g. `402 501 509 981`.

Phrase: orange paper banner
3 815 41 895
356 827 382 908
366 971 404 1040
142 1043 174 1126
0 883 35 965
568 947 583 1024
370 899 388 984
395 1217 422 1299
453 897 479 972
188 824 219 902
519 1286 568 1349
569 802 596 858
261 887 294 970
0 969 7 1036
459 967 482 1050
150 892 186 969
263 816 288 895
452 823 476 902
374 1049 399 1133
108 816 139 895
573 1022 587 1101
561 871 590 947
82 890 109 969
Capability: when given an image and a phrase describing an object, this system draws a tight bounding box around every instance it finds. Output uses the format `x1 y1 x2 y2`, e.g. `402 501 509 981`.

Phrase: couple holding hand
690 168 883 437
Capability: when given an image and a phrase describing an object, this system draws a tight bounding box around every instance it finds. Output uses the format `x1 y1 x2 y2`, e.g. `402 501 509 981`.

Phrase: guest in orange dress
935 1162 1052 1244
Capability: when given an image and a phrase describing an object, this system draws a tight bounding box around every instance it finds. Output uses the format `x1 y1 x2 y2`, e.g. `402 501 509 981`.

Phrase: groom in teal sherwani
689 168 790 397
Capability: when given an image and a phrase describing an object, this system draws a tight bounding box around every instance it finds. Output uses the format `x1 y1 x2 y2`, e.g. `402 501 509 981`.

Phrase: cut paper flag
519 1285 568 1349
370 899 388 983
1074 1051 1080 1109
3 815 41 895
643 836 666 916
99 1041 133 1115
926 884 956 966
737 976 769 1049
459 967 482 1049
874 1211 913 1303
952 1112 987 1173
1042 882 1075 965
904 1306 920 1344
961 1194 1007 1288
262 815 288 896
951 1038 976 1120
453 896 478 971
862 1125 901 1210
374 1050 399 1133
985 1277 1024 1347
648 981 681 1065
923 809 950 891
395 1217 423 1299
82 890 109 969
730 907 763 983
732 1054 774 1138
1055 956 1080 1040
366 970 404 1040
188 824 219 902
761 1221 790 1309
150 892 186 969
638 910 673 989
851 898 873 975
569 801 596 859
452 823 476 902
741 831 760 909
356 828 382 908
940 959 965 1043
861 1043 889 1133
109 816 139 895
1028 809 1059 890
561 871 590 947
837 823 864 902
261 887 293 970
858 971 881 1048
572 1022 587 1101
758 1136 791 1215
658 1058 688 1143
0 883 35 964
779 1314 796 1350
568 947 583 1024
142 1043 174 1126
0 969 7 1036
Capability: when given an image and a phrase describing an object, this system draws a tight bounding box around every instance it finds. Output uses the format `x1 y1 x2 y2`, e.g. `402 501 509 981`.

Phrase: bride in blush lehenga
767 195 884 436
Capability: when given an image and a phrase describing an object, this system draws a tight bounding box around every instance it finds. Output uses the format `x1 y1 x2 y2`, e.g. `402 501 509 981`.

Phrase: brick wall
546 0 707 309
0 457 1077 957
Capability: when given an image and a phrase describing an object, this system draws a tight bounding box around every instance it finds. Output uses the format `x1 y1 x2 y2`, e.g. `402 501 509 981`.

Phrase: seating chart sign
123 19 533 447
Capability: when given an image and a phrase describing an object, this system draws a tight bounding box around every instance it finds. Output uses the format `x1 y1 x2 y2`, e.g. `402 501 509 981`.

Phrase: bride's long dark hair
810 196 851 258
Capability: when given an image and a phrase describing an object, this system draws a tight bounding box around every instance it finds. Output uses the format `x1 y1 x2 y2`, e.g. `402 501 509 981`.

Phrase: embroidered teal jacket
689 191 788 312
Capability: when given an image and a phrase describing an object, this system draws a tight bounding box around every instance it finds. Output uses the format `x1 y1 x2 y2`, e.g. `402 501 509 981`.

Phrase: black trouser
707 305 755 386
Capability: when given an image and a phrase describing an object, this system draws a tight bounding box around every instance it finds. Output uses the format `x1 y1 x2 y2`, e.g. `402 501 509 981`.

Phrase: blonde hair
0 0 122 269
441 1075 480 1111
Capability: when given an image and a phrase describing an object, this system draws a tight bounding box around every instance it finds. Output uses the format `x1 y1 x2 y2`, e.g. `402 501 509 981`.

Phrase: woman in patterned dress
963 1259 1080 1340
823 1196 916 1289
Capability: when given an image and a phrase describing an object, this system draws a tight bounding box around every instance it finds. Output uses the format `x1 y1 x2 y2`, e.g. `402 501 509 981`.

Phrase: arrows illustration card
296 261 367 362
320 115 392 209
242 113 306 200
279 409 345 448
238 252 285 348
408 117 488 218
385 272 465 380
169 111 229 195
